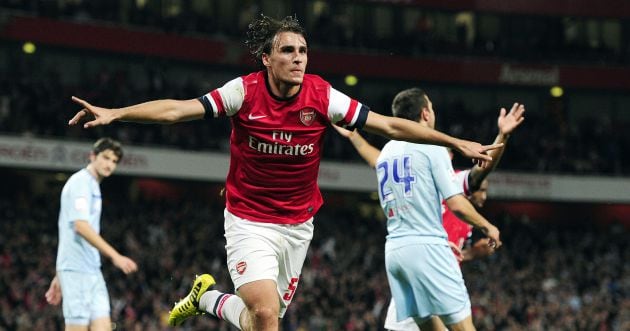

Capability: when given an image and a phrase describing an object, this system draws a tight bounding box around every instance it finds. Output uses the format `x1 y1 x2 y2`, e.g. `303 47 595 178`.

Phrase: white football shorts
224 209 314 318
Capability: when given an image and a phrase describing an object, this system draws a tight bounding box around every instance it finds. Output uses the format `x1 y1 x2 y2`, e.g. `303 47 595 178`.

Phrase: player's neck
265 72 300 100
86 164 103 183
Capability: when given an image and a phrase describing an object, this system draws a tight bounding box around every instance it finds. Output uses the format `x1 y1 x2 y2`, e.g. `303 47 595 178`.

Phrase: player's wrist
112 107 126 122
109 251 123 262
451 138 467 154
477 222 493 235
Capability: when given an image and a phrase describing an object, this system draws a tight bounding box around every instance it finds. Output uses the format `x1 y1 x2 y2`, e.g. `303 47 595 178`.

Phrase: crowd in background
1 0 628 65
1 1 629 331
1 1 630 175
1 60 629 176
0 179 628 330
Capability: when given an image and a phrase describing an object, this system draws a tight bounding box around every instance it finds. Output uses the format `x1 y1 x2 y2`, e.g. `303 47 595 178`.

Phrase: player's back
376 141 457 249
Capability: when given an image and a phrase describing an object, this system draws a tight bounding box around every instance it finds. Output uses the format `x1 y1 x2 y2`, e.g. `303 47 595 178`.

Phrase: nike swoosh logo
248 114 267 120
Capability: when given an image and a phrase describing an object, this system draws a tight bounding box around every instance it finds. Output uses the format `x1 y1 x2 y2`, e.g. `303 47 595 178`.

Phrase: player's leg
392 243 472 330
238 216 314 330
58 271 93 331
444 315 476 331
426 242 474 331
276 218 313 319
237 279 281 330
417 316 448 331
88 316 112 331
221 211 292 330
89 273 112 331
385 246 430 330
174 209 290 329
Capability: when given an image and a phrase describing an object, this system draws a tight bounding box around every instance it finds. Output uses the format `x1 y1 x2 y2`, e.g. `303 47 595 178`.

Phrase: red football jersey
200 71 368 224
442 169 473 250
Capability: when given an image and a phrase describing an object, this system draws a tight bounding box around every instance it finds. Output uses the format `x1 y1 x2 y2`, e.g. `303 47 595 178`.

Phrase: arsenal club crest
299 108 316 126
236 261 247 275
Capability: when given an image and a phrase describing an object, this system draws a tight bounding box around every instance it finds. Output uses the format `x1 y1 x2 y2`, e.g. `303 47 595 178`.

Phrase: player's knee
248 305 278 323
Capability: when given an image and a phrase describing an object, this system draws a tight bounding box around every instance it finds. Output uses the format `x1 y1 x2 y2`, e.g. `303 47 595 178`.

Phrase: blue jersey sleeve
430 147 463 200
63 176 92 224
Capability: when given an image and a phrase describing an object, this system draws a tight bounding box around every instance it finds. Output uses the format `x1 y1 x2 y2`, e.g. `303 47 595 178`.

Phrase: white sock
199 290 246 330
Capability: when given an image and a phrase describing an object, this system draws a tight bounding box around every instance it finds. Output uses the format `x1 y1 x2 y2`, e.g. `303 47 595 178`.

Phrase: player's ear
261 53 271 68
421 107 430 122
89 151 96 163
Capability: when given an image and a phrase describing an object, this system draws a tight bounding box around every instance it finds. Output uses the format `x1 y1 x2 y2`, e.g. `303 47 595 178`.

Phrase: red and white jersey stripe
198 71 369 224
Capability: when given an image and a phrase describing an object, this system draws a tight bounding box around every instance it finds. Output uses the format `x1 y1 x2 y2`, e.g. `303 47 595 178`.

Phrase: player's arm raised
69 97 205 128
468 103 525 190
363 111 502 164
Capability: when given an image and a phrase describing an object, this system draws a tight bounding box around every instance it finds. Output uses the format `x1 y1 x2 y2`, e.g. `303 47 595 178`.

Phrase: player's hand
481 224 502 250
112 255 138 274
45 276 62 306
69 96 118 128
455 140 503 168
471 238 497 257
332 124 355 139
448 241 464 262
498 103 525 135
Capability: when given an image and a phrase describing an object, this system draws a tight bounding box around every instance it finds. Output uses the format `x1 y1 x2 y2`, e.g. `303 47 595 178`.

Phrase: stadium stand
0 174 628 330
1 1 629 330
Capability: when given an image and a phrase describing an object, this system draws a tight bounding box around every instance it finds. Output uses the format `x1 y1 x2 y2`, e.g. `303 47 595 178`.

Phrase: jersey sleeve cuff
197 96 213 120
349 105 369 130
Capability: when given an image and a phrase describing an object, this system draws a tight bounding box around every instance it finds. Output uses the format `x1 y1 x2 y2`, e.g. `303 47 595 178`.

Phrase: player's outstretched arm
69 96 205 128
469 103 525 189
74 220 138 274
332 124 381 168
362 111 502 165
45 275 62 305
444 194 502 249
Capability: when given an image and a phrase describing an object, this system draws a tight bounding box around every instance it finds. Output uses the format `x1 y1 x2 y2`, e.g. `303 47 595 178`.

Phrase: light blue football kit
376 141 471 325
56 168 110 325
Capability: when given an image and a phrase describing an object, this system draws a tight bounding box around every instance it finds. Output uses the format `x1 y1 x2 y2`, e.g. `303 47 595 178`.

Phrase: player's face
263 31 308 87
90 149 120 179
469 179 489 208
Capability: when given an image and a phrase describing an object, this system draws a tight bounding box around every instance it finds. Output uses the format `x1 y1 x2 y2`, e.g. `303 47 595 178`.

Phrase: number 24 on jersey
376 155 416 202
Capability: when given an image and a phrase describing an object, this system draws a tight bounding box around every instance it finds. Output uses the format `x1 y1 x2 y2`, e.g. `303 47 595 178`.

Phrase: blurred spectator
0 176 628 330
1 2 629 176
0 59 629 175
0 1 626 64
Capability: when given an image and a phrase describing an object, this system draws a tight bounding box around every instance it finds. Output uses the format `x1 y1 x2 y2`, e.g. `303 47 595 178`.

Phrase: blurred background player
335 98 525 330
67 15 502 331
45 138 138 331
370 87 501 330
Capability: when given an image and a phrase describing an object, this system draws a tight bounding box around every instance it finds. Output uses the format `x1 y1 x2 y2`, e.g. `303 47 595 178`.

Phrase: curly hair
245 14 306 67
